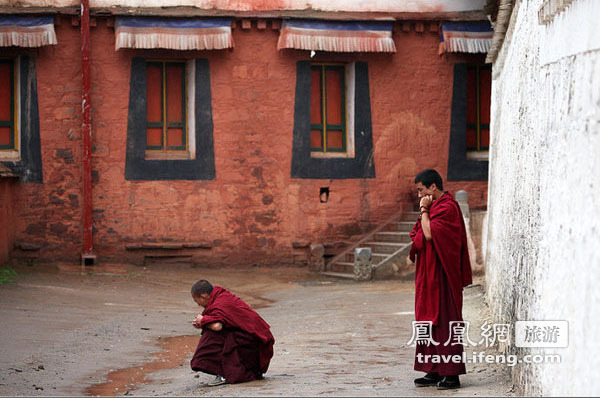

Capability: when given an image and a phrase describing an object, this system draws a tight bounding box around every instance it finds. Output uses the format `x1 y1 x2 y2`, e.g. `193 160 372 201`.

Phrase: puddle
85 334 199 396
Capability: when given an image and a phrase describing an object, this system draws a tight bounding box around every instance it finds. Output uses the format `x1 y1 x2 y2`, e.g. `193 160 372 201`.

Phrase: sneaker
207 375 226 386
436 375 460 390
414 372 441 387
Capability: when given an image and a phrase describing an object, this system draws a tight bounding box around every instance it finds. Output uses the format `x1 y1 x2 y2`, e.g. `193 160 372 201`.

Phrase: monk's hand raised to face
419 195 433 209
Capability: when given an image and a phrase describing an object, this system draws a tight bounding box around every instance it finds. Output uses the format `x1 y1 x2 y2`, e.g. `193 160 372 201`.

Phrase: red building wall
12 18 487 265
13 21 84 261
0 178 17 265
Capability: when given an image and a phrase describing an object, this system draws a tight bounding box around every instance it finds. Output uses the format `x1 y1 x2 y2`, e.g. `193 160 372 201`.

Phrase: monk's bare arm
193 315 224 331
206 322 223 331
419 195 433 241
420 212 433 241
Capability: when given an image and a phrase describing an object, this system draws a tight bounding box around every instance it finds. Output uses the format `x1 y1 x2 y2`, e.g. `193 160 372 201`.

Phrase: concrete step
371 253 389 264
344 252 389 264
320 271 356 279
330 251 388 273
328 262 354 274
385 221 415 232
373 231 411 243
400 211 420 222
364 241 407 254
322 210 418 281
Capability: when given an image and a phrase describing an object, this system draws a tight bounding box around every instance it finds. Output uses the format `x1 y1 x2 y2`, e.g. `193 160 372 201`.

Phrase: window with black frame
309 63 346 153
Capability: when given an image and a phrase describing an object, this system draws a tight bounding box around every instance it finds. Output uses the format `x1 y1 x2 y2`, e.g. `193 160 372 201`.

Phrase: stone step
385 221 415 232
400 211 420 222
328 262 355 274
364 241 407 254
373 231 411 243
344 252 388 264
323 210 417 280
320 271 356 280
371 253 389 264
330 254 390 273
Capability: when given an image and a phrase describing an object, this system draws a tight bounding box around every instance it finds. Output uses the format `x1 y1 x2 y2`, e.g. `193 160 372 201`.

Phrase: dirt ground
0 262 515 396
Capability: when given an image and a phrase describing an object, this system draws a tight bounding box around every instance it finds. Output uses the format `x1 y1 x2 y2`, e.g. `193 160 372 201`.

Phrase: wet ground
0 263 514 396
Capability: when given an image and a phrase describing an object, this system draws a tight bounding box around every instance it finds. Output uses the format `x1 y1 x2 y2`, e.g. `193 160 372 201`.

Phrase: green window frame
145 60 187 152
310 63 346 153
0 59 16 151
466 64 491 151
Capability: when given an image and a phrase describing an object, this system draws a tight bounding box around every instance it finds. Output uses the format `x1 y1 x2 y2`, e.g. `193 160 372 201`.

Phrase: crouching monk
410 169 472 389
190 280 275 386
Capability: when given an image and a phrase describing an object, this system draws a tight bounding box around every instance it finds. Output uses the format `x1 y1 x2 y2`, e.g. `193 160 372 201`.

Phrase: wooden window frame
310 63 347 153
291 61 375 179
0 58 18 151
126 58 215 181
145 60 187 153
447 63 488 181
466 64 491 152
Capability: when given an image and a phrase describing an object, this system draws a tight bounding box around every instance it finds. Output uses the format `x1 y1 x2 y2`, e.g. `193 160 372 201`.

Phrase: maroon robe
409 192 472 375
190 286 275 383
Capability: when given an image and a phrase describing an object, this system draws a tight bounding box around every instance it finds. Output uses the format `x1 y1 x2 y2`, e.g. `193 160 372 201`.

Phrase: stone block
309 244 324 272
354 247 372 281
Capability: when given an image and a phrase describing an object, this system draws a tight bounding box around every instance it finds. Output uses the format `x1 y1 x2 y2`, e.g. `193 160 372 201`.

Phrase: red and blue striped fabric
115 17 233 51
0 16 56 47
277 19 395 53
439 21 493 55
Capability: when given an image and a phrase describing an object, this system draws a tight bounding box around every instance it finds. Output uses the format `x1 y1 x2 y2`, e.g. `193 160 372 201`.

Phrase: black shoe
437 375 460 390
414 372 441 387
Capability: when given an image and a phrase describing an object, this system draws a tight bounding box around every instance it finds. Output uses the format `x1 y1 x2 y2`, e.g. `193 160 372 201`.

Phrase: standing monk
190 280 275 386
409 169 472 389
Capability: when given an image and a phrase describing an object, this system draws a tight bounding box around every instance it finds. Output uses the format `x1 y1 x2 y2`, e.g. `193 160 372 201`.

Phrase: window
291 61 374 179
0 56 42 181
146 61 187 153
125 58 215 181
310 64 346 153
466 64 491 152
446 62 488 181
0 59 17 151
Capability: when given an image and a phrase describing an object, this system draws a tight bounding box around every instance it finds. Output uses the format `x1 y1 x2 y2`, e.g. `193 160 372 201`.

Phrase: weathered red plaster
13 20 84 263
11 19 488 266
0 178 17 265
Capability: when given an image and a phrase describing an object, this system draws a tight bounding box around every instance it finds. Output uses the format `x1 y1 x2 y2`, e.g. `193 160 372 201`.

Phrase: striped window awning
277 19 396 53
115 17 233 51
0 16 57 47
439 21 493 55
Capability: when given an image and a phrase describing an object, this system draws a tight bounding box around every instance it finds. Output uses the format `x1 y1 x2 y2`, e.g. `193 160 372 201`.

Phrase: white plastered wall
485 0 600 395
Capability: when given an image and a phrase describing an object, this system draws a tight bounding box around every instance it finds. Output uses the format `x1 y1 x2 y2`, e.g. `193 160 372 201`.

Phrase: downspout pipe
485 0 514 63
81 0 95 266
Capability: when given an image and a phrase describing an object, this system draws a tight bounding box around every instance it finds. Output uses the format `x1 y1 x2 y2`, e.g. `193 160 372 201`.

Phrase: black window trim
125 57 216 181
447 62 489 182
291 60 375 180
0 55 43 183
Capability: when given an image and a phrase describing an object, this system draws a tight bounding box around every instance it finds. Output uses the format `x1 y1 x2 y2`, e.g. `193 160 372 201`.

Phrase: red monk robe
191 286 275 383
409 192 472 375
